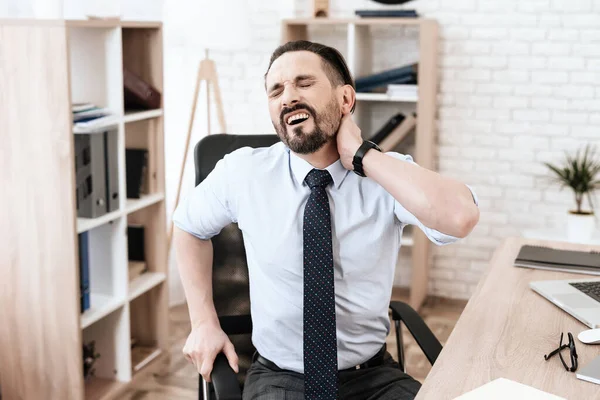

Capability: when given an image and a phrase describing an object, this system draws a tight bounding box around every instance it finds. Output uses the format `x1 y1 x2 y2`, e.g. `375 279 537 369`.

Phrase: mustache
280 103 317 125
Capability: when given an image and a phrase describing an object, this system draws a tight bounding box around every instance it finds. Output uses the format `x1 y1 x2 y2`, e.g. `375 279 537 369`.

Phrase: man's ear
338 84 355 115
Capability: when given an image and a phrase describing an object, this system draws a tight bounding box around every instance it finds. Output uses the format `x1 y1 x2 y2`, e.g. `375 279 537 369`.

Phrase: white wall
3 0 599 304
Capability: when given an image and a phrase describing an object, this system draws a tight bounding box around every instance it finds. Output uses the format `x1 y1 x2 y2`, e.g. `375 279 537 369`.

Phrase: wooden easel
168 50 226 250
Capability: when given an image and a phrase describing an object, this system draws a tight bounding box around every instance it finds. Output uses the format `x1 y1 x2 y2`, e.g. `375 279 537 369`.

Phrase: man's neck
293 141 340 169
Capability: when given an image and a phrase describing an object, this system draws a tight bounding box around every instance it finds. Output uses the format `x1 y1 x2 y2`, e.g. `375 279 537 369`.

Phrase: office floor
120 290 466 399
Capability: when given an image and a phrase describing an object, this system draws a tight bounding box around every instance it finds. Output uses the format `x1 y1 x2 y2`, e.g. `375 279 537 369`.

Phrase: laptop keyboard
570 282 600 304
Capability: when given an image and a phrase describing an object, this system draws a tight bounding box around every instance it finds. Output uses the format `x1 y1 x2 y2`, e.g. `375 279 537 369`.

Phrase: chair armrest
210 353 242 400
389 301 442 365
219 315 252 336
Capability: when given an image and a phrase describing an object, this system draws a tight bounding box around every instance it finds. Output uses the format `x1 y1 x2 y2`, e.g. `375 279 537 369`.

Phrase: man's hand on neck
336 113 363 171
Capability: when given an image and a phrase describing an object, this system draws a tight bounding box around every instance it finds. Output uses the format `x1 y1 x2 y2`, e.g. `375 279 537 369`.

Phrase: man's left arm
337 114 479 239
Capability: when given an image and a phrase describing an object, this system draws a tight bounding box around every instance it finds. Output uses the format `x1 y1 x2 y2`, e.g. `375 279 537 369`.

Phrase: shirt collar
286 146 349 189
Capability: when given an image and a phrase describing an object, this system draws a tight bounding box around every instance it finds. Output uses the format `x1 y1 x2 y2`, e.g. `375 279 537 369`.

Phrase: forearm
362 150 479 237
173 226 219 327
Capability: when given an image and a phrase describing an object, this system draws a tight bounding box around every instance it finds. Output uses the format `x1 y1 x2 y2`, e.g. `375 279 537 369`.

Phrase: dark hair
265 40 356 113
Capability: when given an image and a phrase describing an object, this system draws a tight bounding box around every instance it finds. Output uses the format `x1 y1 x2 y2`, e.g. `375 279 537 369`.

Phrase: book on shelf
72 102 97 113
370 112 406 144
124 68 162 111
74 128 119 218
386 84 418 99
125 149 149 199
371 112 417 152
128 224 146 261
78 232 90 313
72 103 118 133
355 9 419 18
355 64 418 93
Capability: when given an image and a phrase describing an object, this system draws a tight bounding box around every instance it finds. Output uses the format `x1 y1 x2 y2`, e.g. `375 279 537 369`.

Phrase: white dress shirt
173 141 478 373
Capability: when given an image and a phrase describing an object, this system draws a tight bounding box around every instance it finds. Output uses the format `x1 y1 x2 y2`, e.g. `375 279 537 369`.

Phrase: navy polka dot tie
303 168 338 400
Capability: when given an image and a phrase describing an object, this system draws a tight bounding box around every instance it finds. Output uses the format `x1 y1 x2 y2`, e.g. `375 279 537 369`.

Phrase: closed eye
269 89 283 98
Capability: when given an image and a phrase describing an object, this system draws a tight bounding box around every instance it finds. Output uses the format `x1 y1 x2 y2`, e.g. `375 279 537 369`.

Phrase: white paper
454 378 566 400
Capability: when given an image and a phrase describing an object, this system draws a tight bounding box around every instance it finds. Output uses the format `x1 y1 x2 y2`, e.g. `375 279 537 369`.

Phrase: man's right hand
183 319 239 382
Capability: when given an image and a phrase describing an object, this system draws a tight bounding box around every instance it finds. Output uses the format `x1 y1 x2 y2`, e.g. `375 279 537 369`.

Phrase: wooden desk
416 237 600 399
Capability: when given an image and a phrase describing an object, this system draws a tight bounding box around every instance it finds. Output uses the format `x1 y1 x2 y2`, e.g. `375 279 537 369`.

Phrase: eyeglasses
544 332 578 372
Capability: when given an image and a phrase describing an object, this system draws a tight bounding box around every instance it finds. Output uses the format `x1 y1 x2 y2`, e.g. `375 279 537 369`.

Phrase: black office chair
194 134 443 400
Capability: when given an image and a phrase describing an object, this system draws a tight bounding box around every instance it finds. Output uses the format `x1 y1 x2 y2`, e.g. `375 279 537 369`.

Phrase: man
173 40 480 399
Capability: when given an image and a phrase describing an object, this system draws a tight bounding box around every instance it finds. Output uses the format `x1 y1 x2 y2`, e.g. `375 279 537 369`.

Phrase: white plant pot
566 212 596 243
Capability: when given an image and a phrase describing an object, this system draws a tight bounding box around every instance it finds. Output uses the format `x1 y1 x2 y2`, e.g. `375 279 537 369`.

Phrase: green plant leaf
543 144 600 212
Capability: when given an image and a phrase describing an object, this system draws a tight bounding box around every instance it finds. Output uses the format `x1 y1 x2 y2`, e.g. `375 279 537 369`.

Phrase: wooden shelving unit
282 17 439 311
0 18 168 400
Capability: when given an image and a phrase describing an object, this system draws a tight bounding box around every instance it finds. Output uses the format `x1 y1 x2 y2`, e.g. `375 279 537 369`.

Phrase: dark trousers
242 351 421 400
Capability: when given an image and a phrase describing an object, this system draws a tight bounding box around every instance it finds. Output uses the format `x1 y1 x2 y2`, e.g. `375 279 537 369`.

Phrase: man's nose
281 86 300 109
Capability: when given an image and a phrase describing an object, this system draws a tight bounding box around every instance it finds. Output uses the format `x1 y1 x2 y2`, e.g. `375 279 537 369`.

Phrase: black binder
514 245 600 275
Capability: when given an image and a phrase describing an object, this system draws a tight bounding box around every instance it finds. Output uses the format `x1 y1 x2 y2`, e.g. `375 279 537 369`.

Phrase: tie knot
305 169 332 189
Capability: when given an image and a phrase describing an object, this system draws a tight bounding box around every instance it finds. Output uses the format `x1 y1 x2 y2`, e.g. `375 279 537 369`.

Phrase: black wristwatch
352 140 381 177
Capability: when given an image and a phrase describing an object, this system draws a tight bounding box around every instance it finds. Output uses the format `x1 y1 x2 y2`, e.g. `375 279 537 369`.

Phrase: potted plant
544 144 600 242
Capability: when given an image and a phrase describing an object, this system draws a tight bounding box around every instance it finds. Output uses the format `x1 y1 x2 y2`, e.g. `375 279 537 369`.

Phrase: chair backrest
193 133 280 383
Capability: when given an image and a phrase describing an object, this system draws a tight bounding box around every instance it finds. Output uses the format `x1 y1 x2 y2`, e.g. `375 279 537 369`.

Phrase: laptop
530 278 600 328
515 244 600 328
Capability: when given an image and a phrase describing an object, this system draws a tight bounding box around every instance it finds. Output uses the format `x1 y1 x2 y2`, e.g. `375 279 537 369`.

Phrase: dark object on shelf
313 0 329 17
355 9 418 18
78 232 91 313
370 112 406 144
128 224 146 262
355 64 418 92
370 0 414 4
125 149 148 199
83 341 101 380
74 128 119 218
124 68 162 110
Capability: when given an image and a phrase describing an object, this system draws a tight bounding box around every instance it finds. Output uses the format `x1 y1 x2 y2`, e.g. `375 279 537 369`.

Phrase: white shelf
129 272 166 301
123 109 163 123
77 209 122 234
77 193 164 233
125 193 165 215
73 109 163 134
81 293 125 329
356 92 418 103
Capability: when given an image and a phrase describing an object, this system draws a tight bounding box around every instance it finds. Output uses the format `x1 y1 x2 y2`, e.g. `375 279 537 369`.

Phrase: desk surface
415 236 600 400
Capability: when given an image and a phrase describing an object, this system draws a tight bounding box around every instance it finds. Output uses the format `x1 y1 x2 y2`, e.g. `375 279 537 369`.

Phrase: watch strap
352 140 381 177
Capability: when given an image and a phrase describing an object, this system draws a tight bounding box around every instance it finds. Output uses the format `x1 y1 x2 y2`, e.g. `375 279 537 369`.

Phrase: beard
275 97 341 154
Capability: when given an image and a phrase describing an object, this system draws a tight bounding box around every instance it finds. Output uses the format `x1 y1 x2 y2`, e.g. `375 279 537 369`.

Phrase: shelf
283 17 427 26
77 193 164 233
77 210 122 234
131 346 163 374
73 117 120 134
66 19 162 29
129 272 166 301
81 293 124 329
356 92 418 103
123 109 163 123
84 377 125 400
125 193 165 215
73 108 163 134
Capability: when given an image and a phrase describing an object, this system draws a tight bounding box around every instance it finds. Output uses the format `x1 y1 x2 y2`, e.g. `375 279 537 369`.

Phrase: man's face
265 51 342 154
